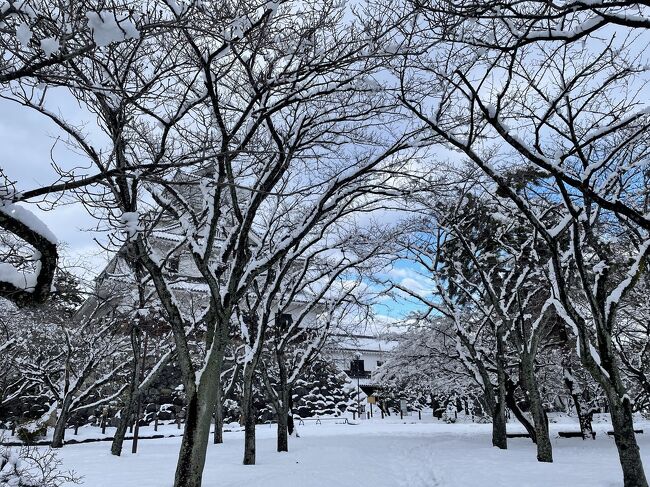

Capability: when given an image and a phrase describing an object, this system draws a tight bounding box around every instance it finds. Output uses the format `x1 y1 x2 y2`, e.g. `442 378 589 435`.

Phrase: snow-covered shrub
293 361 355 418
15 423 47 445
223 399 240 424
0 434 80 487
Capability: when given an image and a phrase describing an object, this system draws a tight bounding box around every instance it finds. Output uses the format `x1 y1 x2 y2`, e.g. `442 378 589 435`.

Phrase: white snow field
49 417 650 487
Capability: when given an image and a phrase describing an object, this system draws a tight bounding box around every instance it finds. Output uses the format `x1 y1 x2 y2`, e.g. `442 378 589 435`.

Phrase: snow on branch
0 201 58 306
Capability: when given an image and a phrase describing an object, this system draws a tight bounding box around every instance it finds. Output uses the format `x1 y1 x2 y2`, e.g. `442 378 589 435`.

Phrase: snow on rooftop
328 334 400 352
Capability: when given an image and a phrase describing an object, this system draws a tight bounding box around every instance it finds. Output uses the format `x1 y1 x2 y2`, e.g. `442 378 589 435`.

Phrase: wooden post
352 411 356 421
367 411 370 420
400 410 403 420
74 422 79 435
154 414 158 432
418 410 422 420
177 417 181 429
101 416 106 435
381 410 384 419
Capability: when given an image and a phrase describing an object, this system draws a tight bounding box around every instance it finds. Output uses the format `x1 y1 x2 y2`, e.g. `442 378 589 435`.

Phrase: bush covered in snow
293 361 356 418
0 435 80 487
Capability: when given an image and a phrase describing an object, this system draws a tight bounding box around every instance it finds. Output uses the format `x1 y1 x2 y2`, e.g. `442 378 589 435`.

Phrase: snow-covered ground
37 416 650 487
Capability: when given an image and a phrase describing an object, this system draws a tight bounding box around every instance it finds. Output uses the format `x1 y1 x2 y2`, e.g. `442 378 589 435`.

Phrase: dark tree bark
0 209 58 307
520 359 553 462
50 396 73 448
213 383 223 445
276 351 290 452
173 389 213 487
607 392 648 487
287 392 297 438
111 397 135 456
131 332 149 454
563 367 594 440
276 405 289 453
242 363 257 465
505 378 536 443
172 343 225 487
492 337 508 450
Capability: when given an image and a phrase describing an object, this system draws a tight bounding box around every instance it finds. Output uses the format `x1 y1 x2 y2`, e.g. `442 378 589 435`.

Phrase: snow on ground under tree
45 418 650 487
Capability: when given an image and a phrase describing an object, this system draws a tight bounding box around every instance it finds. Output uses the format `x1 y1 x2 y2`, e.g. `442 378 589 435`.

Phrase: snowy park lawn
47 417 650 487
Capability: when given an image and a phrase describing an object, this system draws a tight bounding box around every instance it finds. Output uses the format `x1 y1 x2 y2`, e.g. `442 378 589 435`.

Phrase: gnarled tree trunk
520 358 552 462
505 377 536 443
607 392 648 487
563 367 594 440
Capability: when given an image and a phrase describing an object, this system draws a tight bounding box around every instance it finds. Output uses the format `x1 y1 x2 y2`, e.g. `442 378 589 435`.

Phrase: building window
376 361 384 367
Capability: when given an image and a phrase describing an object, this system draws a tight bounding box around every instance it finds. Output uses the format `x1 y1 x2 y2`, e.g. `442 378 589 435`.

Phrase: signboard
367 396 376 404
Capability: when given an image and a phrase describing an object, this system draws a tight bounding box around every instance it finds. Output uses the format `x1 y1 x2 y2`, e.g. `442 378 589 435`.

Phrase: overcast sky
0 92 112 275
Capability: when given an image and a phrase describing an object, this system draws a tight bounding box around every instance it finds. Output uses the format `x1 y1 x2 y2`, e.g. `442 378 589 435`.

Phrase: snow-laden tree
382 3 650 483
616 275 650 412
0 0 174 305
258 235 381 453
0 270 84 424
144 22 414 487
387 176 559 460
14 306 130 448
376 316 487 420
292 360 356 418
4 0 421 484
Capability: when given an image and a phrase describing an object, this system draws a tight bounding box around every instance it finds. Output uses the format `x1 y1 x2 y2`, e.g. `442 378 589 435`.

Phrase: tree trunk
172 339 225 487
607 394 648 487
563 368 594 440
51 398 71 449
276 406 289 453
112 328 142 456
131 332 149 454
505 378 536 443
111 395 136 456
575 401 595 440
172 386 215 487
288 392 297 438
492 398 507 450
573 315 648 485
242 364 257 465
276 356 290 452
242 397 256 465
213 383 223 445
492 339 508 450
520 360 553 462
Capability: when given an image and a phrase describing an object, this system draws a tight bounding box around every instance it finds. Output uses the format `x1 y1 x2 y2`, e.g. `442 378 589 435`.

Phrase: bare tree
258 227 384 453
